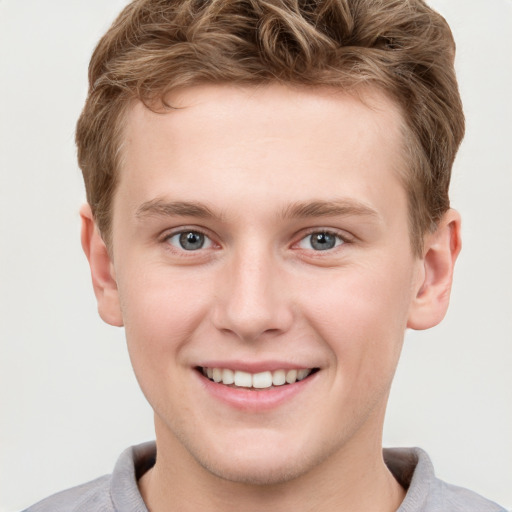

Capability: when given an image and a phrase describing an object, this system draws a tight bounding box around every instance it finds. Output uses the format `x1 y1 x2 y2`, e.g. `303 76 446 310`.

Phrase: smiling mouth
198 367 319 389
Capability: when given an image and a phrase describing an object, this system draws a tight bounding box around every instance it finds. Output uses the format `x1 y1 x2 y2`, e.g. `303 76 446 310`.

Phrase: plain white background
0 1 511 510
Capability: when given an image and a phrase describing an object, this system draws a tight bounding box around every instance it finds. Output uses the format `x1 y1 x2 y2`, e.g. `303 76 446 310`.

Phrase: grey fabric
386 448 506 512
23 443 152 512
23 442 506 512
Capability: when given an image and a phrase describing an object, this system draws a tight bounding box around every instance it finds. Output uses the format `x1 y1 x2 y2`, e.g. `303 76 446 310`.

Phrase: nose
211 245 294 342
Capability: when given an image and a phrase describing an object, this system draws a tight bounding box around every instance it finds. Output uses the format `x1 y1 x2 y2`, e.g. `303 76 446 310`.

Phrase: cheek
302 260 414 375
118 265 214 366
117 266 217 419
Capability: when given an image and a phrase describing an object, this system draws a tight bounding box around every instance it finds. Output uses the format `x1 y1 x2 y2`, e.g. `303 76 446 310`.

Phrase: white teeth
285 369 297 384
234 370 252 388
272 369 286 386
202 367 314 388
253 371 272 389
222 368 234 385
297 369 311 381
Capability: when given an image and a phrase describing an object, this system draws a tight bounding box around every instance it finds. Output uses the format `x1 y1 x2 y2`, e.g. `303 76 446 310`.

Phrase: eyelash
295 229 349 252
160 227 350 255
162 228 215 254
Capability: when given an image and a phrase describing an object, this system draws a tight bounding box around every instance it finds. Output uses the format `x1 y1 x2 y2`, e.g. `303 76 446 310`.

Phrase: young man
23 0 507 511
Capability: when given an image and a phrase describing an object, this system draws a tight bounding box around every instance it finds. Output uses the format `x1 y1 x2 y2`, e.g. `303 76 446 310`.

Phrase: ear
407 209 462 330
80 204 123 327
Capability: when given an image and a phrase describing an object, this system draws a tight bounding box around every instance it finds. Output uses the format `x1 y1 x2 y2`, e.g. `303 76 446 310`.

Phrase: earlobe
407 209 462 331
80 204 124 327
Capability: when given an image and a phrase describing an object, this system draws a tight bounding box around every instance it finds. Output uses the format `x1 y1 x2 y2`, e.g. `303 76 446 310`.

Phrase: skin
81 83 461 512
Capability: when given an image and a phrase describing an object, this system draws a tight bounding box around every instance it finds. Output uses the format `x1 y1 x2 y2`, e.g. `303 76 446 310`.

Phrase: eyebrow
135 199 218 220
280 199 379 220
135 198 379 222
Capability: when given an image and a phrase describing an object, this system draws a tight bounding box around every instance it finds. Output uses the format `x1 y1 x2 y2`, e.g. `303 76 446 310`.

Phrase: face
107 84 425 484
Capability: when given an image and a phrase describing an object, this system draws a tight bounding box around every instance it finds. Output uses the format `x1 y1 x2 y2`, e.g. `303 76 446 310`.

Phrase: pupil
311 232 335 250
179 231 204 250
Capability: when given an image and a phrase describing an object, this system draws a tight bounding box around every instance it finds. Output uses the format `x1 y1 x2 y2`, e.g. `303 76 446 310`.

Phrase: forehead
116 83 407 224
122 83 404 153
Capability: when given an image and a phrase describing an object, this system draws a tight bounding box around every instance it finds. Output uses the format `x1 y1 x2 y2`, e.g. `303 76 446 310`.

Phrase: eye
166 230 213 251
297 231 345 251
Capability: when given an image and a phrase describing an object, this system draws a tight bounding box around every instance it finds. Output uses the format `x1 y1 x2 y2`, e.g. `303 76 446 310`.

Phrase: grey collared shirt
23 442 507 512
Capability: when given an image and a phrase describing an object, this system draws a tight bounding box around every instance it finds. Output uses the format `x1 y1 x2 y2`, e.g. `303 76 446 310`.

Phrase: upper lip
195 360 318 373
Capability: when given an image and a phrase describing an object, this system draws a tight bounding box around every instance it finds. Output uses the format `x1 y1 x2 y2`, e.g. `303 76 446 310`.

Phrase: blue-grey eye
298 231 344 251
167 231 212 251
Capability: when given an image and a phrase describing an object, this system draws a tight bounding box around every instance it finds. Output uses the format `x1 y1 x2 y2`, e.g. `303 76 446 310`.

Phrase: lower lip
196 371 318 411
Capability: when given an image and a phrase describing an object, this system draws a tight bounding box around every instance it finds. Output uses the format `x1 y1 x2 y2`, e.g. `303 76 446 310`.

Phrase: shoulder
22 475 113 512
22 442 155 512
432 479 507 512
385 447 507 512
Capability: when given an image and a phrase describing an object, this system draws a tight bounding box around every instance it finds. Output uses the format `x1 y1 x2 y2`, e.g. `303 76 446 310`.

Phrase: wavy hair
76 0 464 255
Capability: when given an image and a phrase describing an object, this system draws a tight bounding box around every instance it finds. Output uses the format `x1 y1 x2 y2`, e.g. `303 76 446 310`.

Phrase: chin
186 435 331 486
199 455 311 486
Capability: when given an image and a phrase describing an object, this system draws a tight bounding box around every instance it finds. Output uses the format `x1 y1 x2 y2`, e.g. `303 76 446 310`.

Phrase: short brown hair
76 0 464 255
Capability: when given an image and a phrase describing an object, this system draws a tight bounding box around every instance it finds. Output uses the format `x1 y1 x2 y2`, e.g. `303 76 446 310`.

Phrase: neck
139 419 405 512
